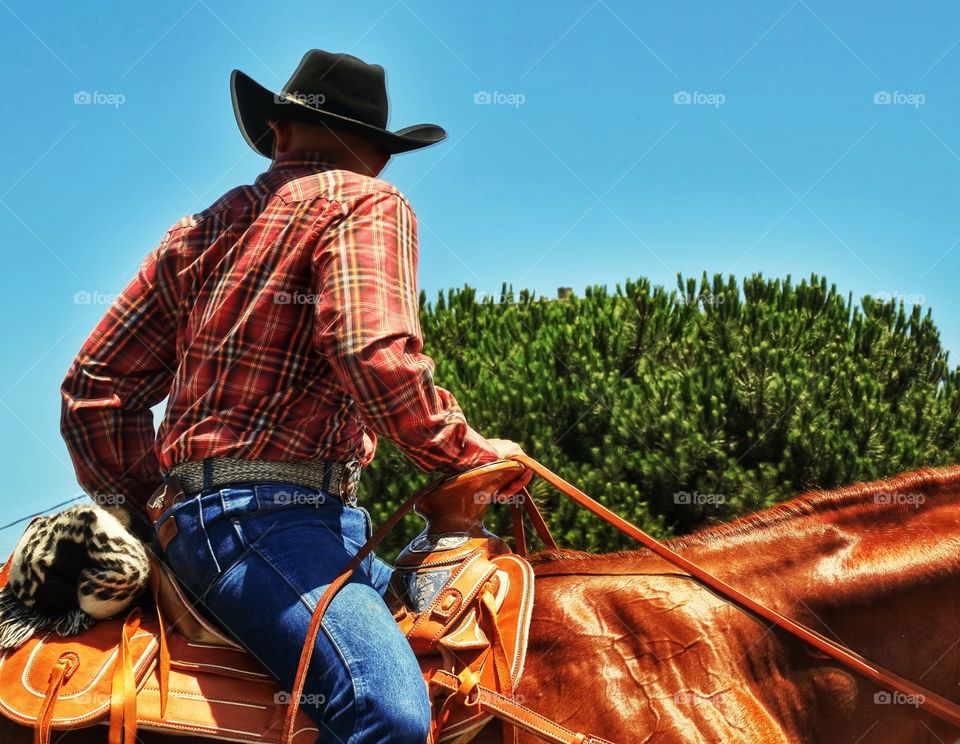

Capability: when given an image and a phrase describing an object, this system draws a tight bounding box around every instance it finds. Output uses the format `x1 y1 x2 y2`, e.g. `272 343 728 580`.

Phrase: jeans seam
195 497 222 576
249 543 362 742
194 541 257 601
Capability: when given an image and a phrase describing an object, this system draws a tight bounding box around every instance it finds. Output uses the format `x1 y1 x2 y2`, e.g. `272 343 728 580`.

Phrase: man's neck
272 146 383 177
271 149 338 169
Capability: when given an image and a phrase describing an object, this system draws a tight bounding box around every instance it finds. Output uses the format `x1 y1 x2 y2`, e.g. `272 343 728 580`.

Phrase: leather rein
279 456 960 742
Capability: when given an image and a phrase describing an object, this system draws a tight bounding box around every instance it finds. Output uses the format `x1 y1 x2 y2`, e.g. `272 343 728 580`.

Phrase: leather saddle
0 461 536 744
0 554 318 744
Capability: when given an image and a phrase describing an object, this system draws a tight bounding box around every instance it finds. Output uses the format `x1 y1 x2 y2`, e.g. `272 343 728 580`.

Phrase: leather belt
172 456 360 501
147 456 362 529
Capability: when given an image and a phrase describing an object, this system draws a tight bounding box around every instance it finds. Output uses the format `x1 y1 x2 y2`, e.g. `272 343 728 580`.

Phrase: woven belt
168 456 361 505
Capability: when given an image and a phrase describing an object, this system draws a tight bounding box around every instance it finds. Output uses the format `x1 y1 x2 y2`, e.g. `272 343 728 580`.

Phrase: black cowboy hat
231 49 447 158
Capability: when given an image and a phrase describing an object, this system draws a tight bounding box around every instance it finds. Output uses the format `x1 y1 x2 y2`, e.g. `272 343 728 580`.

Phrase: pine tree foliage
360 273 960 556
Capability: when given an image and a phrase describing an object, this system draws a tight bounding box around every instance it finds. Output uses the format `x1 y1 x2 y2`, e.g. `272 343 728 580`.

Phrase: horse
3 464 959 743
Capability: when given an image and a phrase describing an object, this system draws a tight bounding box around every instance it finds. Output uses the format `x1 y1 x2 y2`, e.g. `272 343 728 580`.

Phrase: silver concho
400 568 453 612
409 532 471 553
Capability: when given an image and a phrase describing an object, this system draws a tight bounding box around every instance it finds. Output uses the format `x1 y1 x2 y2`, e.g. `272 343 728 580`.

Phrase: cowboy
60 49 526 743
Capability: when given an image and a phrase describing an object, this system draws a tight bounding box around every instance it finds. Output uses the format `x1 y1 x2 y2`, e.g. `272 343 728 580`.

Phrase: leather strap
510 488 558 556
35 654 76 744
280 488 423 743
511 500 527 558
108 608 143 744
430 669 614 744
522 489 559 551
430 583 518 740
148 563 170 717
479 587 513 696
512 455 960 730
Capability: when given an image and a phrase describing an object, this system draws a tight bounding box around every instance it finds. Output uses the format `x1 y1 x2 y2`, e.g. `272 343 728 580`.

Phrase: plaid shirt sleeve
60 234 178 514
313 188 498 473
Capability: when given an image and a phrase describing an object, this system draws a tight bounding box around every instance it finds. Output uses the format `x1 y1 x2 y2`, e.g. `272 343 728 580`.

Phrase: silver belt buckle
336 457 361 506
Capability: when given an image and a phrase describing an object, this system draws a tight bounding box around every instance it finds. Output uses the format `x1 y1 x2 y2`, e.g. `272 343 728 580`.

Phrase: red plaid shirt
61 154 497 515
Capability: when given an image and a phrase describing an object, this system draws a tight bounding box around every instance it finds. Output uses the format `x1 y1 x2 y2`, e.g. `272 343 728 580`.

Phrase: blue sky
0 0 958 552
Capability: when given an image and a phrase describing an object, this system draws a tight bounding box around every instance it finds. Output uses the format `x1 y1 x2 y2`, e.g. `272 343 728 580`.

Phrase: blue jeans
157 483 431 744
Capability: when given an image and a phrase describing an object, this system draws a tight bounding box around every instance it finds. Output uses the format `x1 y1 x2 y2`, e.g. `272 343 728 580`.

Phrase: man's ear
372 149 391 176
267 119 290 158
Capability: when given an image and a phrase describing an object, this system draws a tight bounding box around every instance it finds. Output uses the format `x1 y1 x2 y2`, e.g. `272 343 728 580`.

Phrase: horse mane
531 463 960 565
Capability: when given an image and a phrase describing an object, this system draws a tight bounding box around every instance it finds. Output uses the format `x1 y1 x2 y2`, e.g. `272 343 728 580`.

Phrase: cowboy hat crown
231 49 446 158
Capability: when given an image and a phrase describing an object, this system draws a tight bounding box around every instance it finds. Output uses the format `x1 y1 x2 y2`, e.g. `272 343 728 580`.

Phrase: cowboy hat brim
230 70 447 158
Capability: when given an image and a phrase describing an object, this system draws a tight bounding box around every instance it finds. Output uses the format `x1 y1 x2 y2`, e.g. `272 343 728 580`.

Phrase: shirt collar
269 150 338 171
256 151 338 192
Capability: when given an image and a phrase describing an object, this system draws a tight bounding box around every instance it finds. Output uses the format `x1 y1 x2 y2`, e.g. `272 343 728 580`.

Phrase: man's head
232 50 447 163
267 119 390 176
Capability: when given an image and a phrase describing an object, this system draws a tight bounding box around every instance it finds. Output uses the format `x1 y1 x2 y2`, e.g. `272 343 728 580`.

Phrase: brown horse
3 465 960 743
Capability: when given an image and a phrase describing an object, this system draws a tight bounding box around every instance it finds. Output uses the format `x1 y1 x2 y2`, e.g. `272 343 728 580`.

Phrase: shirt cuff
454 425 499 471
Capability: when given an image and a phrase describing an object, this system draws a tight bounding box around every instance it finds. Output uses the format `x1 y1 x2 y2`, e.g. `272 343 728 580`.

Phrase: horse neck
678 466 960 614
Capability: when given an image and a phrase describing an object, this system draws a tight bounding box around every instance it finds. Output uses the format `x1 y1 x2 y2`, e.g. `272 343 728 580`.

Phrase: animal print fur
0 503 149 649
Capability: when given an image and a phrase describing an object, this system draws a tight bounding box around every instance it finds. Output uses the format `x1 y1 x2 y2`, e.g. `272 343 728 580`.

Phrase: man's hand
487 438 526 460
485 438 533 497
